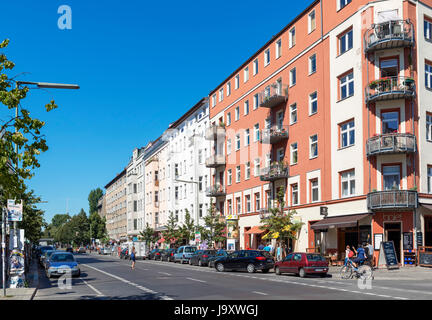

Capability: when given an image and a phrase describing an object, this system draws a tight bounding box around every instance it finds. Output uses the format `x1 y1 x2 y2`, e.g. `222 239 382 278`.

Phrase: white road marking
186 277 207 283
158 272 171 276
79 277 104 296
82 263 172 300
252 291 268 296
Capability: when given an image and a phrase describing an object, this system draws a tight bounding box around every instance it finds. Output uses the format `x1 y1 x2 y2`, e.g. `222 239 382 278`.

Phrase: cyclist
351 244 366 268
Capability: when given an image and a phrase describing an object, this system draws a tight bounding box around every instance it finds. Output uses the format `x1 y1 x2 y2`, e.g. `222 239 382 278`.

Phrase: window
199 176 203 191
254 158 260 176
340 120 355 148
227 112 231 126
254 124 260 142
383 165 400 190
311 179 319 202
277 148 284 162
381 110 399 134
246 195 251 212
255 193 261 211
235 106 240 121
290 68 296 86
199 204 203 218
245 129 250 146
227 169 232 185
310 134 318 158
264 49 270 66
341 170 355 197
291 184 299 205
309 54 316 74
428 166 432 194
219 88 224 102
308 10 316 33
227 200 232 215
340 71 354 99
235 74 239 89
309 92 318 115
253 59 259 75
425 17 432 41
245 162 250 180
236 166 241 183
276 39 282 59
427 113 432 141
235 134 240 151
291 143 298 164
198 149 203 164
253 94 259 110
227 139 231 154
212 94 216 107
339 28 353 55
236 197 241 214
289 27 296 48
290 103 297 125
227 82 231 96
426 62 432 89
244 67 249 82
244 100 249 115
339 0 352 10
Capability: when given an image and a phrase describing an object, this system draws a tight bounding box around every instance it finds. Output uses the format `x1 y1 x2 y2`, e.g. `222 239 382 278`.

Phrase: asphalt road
33 253 432 300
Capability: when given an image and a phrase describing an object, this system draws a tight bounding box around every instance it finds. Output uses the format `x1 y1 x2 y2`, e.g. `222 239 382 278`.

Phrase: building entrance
385 222 401 263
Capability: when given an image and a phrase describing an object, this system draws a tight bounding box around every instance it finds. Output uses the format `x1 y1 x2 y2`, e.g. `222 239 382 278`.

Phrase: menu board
416 232 423 247
403 232 413 250
419 252 432 267
378 241 399 269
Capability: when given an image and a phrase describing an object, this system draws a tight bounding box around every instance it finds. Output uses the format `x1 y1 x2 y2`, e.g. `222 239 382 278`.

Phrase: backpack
348 250 354 258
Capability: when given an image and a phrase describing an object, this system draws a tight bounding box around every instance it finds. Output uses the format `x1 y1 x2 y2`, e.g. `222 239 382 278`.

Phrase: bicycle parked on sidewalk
339 258 373 280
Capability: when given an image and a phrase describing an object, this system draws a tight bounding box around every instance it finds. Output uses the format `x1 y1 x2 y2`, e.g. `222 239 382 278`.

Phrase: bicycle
339 258 373 280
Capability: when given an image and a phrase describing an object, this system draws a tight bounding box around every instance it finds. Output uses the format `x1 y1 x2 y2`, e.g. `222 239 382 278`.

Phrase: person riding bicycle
351 244 366 268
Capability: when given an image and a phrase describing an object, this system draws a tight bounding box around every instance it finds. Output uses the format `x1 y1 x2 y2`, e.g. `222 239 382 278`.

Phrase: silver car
173 246 197 264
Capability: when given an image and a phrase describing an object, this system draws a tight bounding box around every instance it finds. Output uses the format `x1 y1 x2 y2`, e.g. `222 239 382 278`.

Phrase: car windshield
184 247 196 253
40 246 54 253
306 254 325 261
51 254 75 262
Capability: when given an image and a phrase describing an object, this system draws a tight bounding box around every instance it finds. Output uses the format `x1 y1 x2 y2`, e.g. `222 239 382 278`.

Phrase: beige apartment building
105 168 127 242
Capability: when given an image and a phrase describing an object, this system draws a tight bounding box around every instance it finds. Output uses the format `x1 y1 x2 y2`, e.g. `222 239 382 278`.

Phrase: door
280 253 293 272
224 251 240 269
385 223 401 263
425 216 432 246
292 253 303 273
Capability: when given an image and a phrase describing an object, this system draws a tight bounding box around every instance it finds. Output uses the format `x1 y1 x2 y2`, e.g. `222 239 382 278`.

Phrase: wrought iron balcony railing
367 190 418 211
365 76 415 103
206 184 226 197
366 133 416 157
364 19 414 53
259 163 289 181
205 154 226 168
259 82 289 109
261 125 289 144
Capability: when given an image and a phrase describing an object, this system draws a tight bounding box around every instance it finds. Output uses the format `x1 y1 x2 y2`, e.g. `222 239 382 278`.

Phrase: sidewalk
328 265 432 280
0 257 39 300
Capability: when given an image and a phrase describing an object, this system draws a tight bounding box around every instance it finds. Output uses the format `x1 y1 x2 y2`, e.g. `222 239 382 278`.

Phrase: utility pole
2 207 6 296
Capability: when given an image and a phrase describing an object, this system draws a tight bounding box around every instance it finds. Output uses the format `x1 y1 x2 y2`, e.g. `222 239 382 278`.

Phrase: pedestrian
344 245 353 266
365 242 374 267
118 245 121 257
276 244 282 261
130 246 136 270
258 243 264 250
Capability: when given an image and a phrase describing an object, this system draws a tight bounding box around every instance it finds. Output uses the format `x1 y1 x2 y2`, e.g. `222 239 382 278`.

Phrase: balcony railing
365 76 415 103
366 133 416 157
259 163 289 181
261 125 289 144
205 124 226 140
206 184 226 197
205 154 226 168
259 83 289 109
367 190 418 211
364 20 414 53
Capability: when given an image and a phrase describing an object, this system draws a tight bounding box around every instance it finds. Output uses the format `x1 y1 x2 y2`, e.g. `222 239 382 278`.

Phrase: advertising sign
195 232 201 243
7 199 23 222
9 229 25 250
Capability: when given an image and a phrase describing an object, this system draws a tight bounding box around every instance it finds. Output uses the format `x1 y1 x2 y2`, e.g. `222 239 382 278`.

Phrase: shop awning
157 238 165 243
244 226 266 234
311 213 371 230
421 203 432 211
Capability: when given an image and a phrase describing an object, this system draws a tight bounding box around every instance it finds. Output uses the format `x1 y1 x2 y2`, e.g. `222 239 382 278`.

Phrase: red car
274 252 328 278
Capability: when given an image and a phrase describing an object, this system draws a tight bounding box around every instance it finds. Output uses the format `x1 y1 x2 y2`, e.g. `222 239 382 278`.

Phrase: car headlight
48 267 57 271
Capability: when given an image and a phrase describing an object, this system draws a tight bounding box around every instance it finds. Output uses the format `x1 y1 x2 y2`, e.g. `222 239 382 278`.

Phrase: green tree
178 209 196 245
89 211 107 241
162 212 179 247
51 213 71 229
139 223 157 251
201 200 226 248
69 209 89 246
88 188 103 215
16 190 45 243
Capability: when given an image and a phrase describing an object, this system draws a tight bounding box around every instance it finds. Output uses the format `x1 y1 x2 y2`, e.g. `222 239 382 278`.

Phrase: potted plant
403 77 414 88
369 80 380 90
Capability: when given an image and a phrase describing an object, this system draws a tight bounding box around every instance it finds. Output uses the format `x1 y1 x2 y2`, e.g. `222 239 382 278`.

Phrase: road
33 253 432 300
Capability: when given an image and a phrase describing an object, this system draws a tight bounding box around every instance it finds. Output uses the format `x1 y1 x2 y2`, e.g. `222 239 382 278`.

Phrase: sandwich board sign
378 241 399 269
7 199 23 222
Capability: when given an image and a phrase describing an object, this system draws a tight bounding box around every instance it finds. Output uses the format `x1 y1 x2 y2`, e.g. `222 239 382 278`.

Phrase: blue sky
0 0 307 222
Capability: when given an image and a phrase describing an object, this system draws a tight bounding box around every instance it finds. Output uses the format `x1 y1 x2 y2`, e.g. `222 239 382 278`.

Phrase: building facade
104 168 127 242
96 194 106 220
207 0 432 265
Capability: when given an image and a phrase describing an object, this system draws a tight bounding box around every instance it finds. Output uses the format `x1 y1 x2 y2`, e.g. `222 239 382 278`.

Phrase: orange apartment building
206 0 432 266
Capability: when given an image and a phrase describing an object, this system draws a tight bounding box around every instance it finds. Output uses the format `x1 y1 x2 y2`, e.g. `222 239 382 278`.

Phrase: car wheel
189 259 192 265
247 264 256 273
319 273 327 278
181 259 184 264
216 263 225 272
299 268 306 278
275 266 281 275
198 260 202 267
262 268 270 273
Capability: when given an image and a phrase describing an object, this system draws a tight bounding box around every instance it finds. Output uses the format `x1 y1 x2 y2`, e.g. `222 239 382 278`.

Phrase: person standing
130 246 136 270
276 244 282 261
258 243 265 250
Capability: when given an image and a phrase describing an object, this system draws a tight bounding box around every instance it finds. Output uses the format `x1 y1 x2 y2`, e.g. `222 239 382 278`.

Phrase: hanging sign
7 199 23 222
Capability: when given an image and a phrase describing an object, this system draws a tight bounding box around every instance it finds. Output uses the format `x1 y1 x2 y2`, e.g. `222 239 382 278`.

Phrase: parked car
208 250 229 268
78 247 86 254
189 249 217 267
274 252 329 278
46 252 80 279
161 248 176 262
214 250 274 273
40 250 55 268
120 248 129 259
147 249 165 261
173 246 197 264
66 247 73 254
99 247 110 255
38 246 54 262
43 250 60 269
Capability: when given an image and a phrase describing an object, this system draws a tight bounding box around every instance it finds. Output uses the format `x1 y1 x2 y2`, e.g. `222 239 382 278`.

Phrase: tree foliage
178 209 195 245
88 188 103 215
162 212 179 247
139 223 157 247
200 200 226 247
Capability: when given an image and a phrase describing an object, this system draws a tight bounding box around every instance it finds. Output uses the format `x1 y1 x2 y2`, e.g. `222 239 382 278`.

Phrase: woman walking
131 246 136 270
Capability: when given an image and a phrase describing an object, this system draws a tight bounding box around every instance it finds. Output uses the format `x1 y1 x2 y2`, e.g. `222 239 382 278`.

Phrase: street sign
7 199 23 222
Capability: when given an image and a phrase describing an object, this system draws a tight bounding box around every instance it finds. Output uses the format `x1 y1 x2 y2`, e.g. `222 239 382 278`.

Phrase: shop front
226 215 239 250
244 226 266 249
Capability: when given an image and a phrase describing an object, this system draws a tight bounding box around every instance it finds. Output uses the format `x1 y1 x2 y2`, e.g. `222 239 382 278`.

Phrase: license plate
315 268 324 272
58 269 67 273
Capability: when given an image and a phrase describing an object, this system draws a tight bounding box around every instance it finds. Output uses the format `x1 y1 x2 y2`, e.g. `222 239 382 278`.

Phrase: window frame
310 134 318 159
309 91 318 115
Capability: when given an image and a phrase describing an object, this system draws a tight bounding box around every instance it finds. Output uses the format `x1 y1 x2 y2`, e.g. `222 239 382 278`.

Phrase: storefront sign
378 241 399 269
320 206 328 216
403 232 413 250
226 214 238 220
416 232 423 247
418 250 432 267
374 233 383 250
383 213 402 222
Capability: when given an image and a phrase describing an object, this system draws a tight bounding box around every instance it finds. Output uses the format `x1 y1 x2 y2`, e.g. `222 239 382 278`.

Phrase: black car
189 249 217 267
214 250 274 273
161 248 176 262
208 250 229 268
66 247 73 253
147 249 165 261
120 248 129 259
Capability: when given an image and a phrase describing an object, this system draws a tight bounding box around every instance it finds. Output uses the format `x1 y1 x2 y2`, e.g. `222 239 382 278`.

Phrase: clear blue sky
0 0 308 223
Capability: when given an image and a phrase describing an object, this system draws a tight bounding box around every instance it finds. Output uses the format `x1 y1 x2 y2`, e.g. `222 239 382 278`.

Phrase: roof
167 97 208 129
104 167 127 189
310 213 371 230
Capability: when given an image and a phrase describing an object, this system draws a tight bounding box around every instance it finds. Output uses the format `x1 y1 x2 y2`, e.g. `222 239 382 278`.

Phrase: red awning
311 213 371 230
245 226 266 234
157 238 165 243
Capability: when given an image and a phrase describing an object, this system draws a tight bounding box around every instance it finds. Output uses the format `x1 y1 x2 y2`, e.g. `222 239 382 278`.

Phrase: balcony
367 190 418 211
259 163 289 181
364 20 414 53
259 83 288 109
261 125 289 144
205 124 226 140
365 76 415 103
366 133 416 157
206 184 226 197
205 154 226 168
